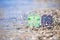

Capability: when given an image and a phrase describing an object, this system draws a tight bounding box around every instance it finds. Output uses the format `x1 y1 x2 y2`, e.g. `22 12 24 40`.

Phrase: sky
0 0 59 18
0 0 35 18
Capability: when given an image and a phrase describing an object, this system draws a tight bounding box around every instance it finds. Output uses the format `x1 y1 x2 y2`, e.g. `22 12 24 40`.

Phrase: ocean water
0 0 60 30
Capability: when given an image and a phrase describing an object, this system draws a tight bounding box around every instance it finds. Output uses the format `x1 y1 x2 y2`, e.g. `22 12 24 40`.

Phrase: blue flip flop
41 14 47 26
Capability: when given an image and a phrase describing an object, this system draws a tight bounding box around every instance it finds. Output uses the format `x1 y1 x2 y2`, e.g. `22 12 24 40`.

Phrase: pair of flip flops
28 14 41 28
41 15 53 26
28 14 53 28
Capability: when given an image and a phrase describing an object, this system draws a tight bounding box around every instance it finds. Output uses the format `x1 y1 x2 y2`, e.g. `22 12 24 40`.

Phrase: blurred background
0 0 60 40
